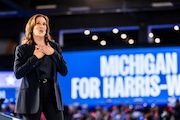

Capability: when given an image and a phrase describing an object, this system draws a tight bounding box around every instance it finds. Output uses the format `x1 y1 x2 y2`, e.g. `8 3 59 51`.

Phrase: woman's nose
39 24 44 27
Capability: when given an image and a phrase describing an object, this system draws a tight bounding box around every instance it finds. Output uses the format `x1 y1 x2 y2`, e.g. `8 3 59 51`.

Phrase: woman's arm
13 45 40 79
51 43 68 76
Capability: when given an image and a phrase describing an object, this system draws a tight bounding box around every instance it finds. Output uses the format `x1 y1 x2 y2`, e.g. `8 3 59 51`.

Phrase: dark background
0 0 180 71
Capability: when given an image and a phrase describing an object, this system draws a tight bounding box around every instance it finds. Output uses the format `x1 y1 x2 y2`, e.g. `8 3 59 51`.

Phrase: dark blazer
13 41 68 114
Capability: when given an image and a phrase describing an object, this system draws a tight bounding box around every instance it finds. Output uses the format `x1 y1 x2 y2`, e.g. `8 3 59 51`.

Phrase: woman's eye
36 22 40 24
36 22 46 26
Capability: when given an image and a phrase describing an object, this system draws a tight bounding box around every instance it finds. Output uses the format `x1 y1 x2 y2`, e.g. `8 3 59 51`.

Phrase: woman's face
33 16 47 38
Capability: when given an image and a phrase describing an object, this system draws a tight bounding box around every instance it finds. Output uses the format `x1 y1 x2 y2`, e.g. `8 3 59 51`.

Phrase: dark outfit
13 41 68 120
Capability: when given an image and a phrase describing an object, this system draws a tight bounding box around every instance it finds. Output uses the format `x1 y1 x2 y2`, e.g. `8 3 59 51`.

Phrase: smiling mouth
39 30 44 33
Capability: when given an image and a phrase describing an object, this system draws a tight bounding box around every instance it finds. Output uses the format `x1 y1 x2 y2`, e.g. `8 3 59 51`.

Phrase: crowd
1 97 180 120
63 99 180 120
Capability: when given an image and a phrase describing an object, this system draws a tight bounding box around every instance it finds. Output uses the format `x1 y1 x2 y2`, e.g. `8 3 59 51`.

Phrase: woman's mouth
39 30 44 33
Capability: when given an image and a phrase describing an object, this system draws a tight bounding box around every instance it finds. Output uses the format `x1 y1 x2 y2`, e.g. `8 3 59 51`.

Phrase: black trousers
23 81 64 120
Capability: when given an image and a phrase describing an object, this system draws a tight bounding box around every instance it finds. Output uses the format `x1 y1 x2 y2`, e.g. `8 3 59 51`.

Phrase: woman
13 14 68 120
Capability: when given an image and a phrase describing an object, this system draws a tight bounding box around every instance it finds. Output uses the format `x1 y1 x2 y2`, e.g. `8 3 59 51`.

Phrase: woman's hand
33 46 45 59
35 43 54 56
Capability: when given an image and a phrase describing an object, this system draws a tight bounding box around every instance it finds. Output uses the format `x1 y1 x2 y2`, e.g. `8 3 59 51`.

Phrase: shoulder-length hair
22 14 54 44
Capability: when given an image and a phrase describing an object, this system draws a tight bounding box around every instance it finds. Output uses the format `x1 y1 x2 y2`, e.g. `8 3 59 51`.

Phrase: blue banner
1 46 180 106
58 46 180 106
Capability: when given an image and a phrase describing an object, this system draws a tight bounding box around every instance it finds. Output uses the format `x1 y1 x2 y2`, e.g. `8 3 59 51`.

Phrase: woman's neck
34 36 45 46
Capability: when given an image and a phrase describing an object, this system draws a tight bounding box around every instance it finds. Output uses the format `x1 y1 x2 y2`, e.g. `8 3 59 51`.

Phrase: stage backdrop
58 46 180 106
0 46 180 107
